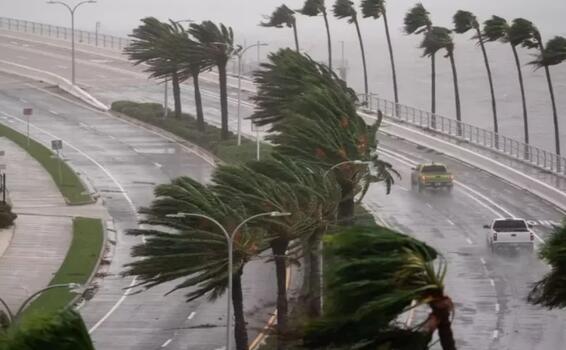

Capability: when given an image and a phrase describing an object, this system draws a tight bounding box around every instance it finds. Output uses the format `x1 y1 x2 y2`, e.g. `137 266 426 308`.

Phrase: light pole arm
173 213 230 243
72 0 95 13
0 297 13 324
324 160 366 178
14 284 78 321
47 1 72 13
230 212 278 244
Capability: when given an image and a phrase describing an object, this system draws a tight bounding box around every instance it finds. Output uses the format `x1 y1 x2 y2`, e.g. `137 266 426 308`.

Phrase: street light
166 211 290 350
46 0 97 85
0 283 83 328
236 42 268 146
323 159 374 179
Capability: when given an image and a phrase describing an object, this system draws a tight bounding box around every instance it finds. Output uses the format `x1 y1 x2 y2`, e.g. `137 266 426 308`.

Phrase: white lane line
161 339 173 348
480 257 487 265
492 330 499 339
495 303 500 313
489 279 495 287
187 311 196 320
425 203 433 209
19 98 27 103
49 110 60 115
466 238 473 245
446 218 456 226
154 162 162 168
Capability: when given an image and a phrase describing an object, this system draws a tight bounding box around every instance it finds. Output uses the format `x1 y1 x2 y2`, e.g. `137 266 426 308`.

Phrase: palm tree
251 49 398 224
483 16 536 151
122 177 268 350
188 21 238 140
529 222 566 309
126 17 189 119
333 0 369 103
298 0 332 70
529 34 566 159
404 4 434 118
361 0 399 108
421 27 462 131
453 10 499 140
261 4 300 52
304 226 456 350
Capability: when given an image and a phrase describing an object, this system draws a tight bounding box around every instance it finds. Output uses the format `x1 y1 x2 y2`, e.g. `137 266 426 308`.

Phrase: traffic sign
23 108 33 116
51 140 63 151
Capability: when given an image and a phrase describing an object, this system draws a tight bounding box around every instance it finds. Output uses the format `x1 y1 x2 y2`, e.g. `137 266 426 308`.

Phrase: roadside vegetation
0 123 92 205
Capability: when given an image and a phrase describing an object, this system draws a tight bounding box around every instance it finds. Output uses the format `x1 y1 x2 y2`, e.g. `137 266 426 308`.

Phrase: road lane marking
48 110 59 115
446 218 455 226
492 330 499 339
187 311 196 320
466 238 473 245
153 162 162 168
19 97 27 103
425 203 433 209
495 303 500 313
161 339 172 348
480 258 487 265
489 279 495 287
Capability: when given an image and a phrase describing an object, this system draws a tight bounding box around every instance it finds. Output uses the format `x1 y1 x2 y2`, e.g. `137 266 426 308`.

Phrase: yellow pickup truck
411 163 454 192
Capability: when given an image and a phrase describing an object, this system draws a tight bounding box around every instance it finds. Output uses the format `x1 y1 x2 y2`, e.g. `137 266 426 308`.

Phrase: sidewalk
0 137 107 311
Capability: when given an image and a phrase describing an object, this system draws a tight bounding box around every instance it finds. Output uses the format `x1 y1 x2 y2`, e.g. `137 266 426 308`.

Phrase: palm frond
360 0 385 19
404 3 431 35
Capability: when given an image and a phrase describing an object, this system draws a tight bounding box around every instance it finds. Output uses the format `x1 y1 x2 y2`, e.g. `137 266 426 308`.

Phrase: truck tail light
420 176 426 181
530 233 534 241
449 175 454 180
493 232 497 241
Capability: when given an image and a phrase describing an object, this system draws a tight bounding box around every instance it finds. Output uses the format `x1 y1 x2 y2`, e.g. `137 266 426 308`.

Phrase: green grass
0 123 92 205
21 218 104 320
111 101 272 165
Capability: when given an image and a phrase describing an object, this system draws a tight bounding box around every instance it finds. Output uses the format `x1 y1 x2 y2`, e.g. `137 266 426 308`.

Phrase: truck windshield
421 165 447 173
493 220 528 232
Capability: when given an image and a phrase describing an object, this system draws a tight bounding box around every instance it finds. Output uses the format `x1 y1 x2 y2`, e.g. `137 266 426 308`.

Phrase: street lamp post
236 42 268 146
47 0 96 85
167 211 290 350
0 283 82 328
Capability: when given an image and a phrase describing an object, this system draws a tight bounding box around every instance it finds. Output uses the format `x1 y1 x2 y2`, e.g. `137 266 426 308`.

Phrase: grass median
21 217 104 320
111 100 272 164
0 122 92 205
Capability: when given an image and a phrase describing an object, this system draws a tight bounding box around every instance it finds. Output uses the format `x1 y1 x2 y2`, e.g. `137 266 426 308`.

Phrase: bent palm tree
123 177 268 350
529 34 566 159
421 27 462 131
188 21 237 140
454 10 499 139
299 0 332 70
261 4 300 52
304 226 456 350
483 16 536 152
333 0 369 103
404 4 434 117
361 0 399 108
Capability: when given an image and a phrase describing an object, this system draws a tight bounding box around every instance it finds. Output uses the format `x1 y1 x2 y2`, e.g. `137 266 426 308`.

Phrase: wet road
1 32 566 349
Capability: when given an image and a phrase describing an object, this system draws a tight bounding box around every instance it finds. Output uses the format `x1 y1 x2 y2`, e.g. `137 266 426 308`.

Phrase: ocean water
3 0 566 153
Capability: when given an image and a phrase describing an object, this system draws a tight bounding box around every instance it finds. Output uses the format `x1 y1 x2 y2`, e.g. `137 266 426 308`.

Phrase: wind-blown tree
529 34 566 158
298 0 332 70
122 177 269 350
0 309 95 350
453 10 499 138
361 0 399 107
304 226 456 350
261 4 300 52
189 21 238 140
483 16 537 149
528 222 566 309
213 157 340 346
126 17 190 119
404 4 435 116
421 27 462 128
333 0 369 103
250 49 398 225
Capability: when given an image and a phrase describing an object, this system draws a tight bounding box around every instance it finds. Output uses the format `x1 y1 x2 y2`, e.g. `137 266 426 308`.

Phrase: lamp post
47 0 96 85
323 159 373 179
166 211 290 350
0 283 82 328
236 42 268 146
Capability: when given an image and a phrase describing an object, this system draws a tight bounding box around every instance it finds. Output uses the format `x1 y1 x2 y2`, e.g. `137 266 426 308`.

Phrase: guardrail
363 95 566 178
0 17 131 50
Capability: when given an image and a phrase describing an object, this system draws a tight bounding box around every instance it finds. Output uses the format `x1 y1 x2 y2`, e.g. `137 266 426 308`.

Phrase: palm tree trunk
338 181 355 225
430 53 436 129
543 65 560 156
448 51 462 136
354 18 369 104
292 21 300 52
428 296 457 350
217 63 230 140
322 10 332 71
307 227 323 317
382 11 398 107
171 71 182 119
476 28 498 144
511 44 529 157
272 238 289 349
232 269 249 350
192 69 205 132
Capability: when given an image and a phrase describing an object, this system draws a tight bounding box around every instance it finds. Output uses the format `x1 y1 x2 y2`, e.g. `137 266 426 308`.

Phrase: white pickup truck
484 218 535 252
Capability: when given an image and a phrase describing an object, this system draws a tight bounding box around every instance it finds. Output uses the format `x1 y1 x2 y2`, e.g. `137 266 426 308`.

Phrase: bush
0 203 16 229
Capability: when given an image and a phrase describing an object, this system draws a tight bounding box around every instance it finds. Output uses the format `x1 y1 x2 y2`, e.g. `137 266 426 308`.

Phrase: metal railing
0 17 131 50
363 95 566 179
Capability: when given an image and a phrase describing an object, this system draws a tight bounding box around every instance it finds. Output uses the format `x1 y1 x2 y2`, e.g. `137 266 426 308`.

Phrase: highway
0 31 565 350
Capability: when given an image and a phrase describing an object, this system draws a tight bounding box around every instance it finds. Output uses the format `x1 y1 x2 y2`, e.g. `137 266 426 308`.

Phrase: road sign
23 108 33 116
51 140 63 151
